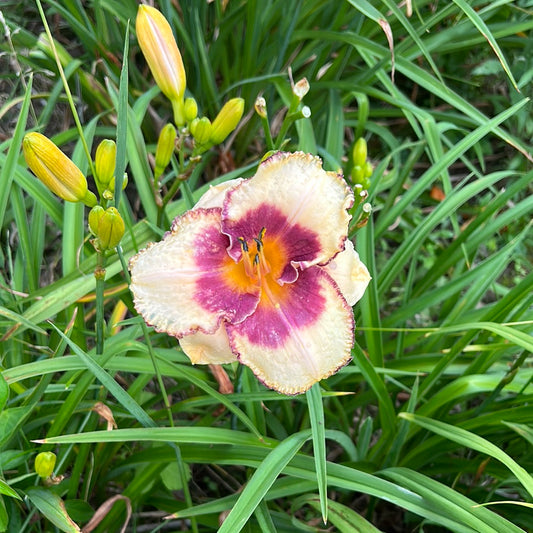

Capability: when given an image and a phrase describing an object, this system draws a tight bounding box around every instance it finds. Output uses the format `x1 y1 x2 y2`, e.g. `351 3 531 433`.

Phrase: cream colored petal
222 152 353 270
194 178 244 210
179 322 237 364
129 208 258 338
324 239 371 306
227 268 354 395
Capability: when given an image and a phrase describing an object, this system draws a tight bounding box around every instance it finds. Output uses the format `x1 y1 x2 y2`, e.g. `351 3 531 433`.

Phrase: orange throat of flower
225 228 287 300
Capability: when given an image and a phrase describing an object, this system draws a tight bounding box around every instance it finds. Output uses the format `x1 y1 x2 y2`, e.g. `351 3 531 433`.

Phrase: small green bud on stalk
352 137 367 168
23 132 97 207
154 124 177 179
34 452 56 479
184 98 198 123
209 98 245 144
95 139 116 189
89 206 125 251
190 117 213 146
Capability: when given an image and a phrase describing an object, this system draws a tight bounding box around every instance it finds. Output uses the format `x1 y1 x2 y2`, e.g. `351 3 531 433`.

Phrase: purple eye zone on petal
230 267 327 349
193 225 258 323
224 204 322 271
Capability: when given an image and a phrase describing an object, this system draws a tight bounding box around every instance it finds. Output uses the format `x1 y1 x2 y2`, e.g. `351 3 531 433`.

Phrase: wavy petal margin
227 267 354 394
129 208 259 338
222 152 354 275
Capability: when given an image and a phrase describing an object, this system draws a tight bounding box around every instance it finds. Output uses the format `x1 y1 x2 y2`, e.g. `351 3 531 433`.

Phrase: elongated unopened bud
184 98 198 123
154 124 176 179
23 132 97 207
95 139 116 189
190 117 213 145
136 5 186 124
209 98 244 144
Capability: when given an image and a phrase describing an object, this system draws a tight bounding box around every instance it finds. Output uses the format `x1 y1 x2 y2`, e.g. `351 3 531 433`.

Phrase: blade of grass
451 0 519 92
306 384 327 523
399 413 533 499
0 75 32 230
218 430 311 533
48 323 156 429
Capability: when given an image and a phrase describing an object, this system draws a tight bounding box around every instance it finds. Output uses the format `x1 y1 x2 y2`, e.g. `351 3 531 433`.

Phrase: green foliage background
0 0 532 531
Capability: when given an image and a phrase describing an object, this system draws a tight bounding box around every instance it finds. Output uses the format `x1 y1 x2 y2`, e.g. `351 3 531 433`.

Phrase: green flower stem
94 251 106 356
259 114 275 151
275 108 309 149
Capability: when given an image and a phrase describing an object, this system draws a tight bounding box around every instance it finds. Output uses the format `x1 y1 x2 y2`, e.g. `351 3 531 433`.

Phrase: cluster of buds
350 137 373 229
351 137 373 191
23 132 126 253
136 5 244 183
189 97 245 154
88 206 125 253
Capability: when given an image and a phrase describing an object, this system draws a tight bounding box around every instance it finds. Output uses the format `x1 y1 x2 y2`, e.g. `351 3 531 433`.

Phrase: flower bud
184 98 198 123
293 78 310 100
190 117 213 146
23 132 97 207
89 206 125 251
95 139 116 189
254 96 267 119
154 124 176 179
209 98 244 145
352 138 367 168
35 452 56 479
136 5 186 123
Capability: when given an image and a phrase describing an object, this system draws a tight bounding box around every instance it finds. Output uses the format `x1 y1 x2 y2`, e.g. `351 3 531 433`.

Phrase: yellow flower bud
95 139 116 188
34 451 56 479
190 117 213 146
23 132 97 207
209 98 244 145
352 138 367 168
88 206 125 251
154 124 176 179
136 5 186 123
184 98 198 123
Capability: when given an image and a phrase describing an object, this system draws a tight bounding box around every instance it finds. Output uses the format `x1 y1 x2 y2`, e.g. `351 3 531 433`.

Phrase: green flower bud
352 138 367 168
95 139 116 189
23 132 97 207
209 97 244 145
364 161 373 179
190 117 213 145
35 452 56 479
184 98 198 123
89 206 125 251
154 124 177 179
88 205 105 236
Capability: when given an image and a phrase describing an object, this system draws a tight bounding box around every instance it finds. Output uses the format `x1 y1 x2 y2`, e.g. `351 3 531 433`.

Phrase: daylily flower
129 152 370 394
